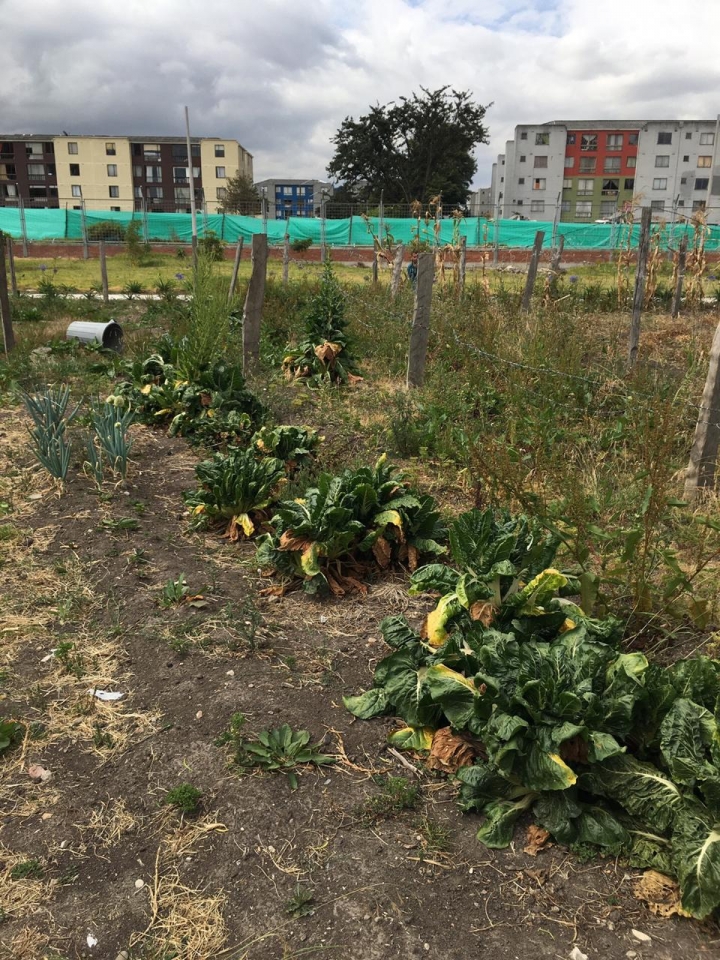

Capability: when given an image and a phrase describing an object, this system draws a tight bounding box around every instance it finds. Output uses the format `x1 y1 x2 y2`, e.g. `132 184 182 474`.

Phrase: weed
284 885 315 918
160 574 191 608
10 859 44 880
127 548 150 567
418 817 452 853
92 723 115 749
101 517 140 533
164 783 203 815
359 775 420 822
53 641 86 679
58 864 80 885
123 280 144 299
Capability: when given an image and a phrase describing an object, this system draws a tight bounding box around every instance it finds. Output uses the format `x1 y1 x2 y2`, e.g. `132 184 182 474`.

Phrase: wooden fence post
671 233 688 319
684 318 720 500
390 243 404 299
372 249 378 284
242 234 268 372
0 233 16 354
283 235 290 285
7 237 17 296
406 252 434 388
228 238 244 303
628 206 652 367
550 234 565 276
458 236 467 297
521 230 545 312
99 240 109 303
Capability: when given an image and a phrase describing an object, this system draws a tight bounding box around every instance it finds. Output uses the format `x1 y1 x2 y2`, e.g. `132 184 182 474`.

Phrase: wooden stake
7 237 17 296
628 206 652 368
521 230 545 312
283 235 290 285
0 233 16 354
390 243 404 298
372 249 378 284
458 236 467 297
550 234 565 276
671 233 688 319
99 240 109 303
406 252 434 388
684 317 720 500
242 234 268 372
228 238 244 303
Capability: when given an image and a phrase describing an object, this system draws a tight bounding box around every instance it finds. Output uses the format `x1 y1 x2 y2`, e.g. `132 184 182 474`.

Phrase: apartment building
493 119 720 223
254 179 334 219
0 134 253 213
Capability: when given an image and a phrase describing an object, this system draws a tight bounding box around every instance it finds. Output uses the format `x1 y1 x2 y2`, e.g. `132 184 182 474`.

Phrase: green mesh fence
3 208 720 251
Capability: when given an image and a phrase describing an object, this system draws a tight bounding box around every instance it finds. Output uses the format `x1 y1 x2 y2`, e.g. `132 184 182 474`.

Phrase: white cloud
1 0 719 189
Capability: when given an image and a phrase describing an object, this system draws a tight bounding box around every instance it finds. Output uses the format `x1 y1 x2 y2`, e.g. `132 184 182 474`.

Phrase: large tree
219 172 260 213
327 87 490 206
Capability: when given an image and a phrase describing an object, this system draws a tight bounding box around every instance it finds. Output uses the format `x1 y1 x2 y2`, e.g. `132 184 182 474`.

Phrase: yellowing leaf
548 753 578 787
140 384 153 395
193 504 206 515
560 618 577 634
236 513 255 537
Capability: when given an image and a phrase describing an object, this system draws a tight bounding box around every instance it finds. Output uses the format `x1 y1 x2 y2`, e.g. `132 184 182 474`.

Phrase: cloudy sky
2 0 719 188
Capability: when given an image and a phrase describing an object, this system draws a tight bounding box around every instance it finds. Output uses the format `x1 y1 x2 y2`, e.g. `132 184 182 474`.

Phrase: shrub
291 238 313 252
87 220 127 242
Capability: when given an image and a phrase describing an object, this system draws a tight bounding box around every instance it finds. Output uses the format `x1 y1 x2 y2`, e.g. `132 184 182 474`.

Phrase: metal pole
321 193 327 263
18 196 28 257
184 105 198 269
7 237 17 296
81 199 88 260
99 239 109 302
493 204 500 265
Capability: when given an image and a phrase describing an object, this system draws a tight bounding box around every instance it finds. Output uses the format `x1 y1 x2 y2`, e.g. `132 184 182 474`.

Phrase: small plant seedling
219 714 335 790
418 817 453 853
127 547 150 567
92 722 114 749
160 574 190 607
164 783 203 815
359 775 420 823
53 641 86 679
10 858 44 880
285 884 315 918
0 719 23 755
101 517 139 533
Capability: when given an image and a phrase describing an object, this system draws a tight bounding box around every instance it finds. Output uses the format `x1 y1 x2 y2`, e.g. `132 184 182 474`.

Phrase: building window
607 134 623 150
147 186 163 199
624 178 635 190
134 186 143 198
107 164 118 177
27 163 45 180
534 156 548 168
500 177 504 183
600 201 617 216
516 200 524 206
518 178 525 185
146 166 162 183
133 165 143 178
562 178 572 189
581 134 597 151
143 143 161 159
535 132 549 145
216 187 227 200
681 177 687 185
695 178 710 190
627 157 636 168
698 156 713 168
106 142 116 155
678 199 685 207
650 199 665 211
530 200 545 213
657 131 672 144
700 132 715 145
564 156 574 168
686 131 693 139
67 142 78 154
629 133 639 145
26 142 44 156
652 178 667 190
566 133 576 145
604 157 621 173
602 179 619 194
110 206 120 212
575 201 592 218
533 178 546 190
561 200 571 212
173 166 188 183
693 199 707 211
69 163 80 177
520 131 527 140
215 166 226 178
683 155 690 162
28 186 47 198
71 185 82 197
519 155 526 162
214 144 225 157
191 143 201 157
175 186 191 200
109 186 119 198
577 179 594 195
655 156 670 168
579 157 596 172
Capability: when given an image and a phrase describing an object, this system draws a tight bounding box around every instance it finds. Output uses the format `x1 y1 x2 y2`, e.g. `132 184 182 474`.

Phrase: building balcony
601 189 619 196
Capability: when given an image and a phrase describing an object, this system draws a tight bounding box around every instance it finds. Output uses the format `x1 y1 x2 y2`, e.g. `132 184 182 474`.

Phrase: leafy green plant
53 641 86 678
23 385 79 481
198 231 224 262
101 517 139 532
123 281 144 299
290 238 312 253
10 859 44 880
282 260 360 385
0 720 23 756
219 713 335 790
90 403 135 479
164 783 203 815
285 885 315 917
184 447 286 540
160 574 191 607
125 220 149 265
359 775 420 823
155 277 177 302
256 455 446 595
87 220 126 242
251 425 320 473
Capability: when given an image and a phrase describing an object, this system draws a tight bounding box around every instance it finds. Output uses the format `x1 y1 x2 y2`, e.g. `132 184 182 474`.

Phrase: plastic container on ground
66 320 123 351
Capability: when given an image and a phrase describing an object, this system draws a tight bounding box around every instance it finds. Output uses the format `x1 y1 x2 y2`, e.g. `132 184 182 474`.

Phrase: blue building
254 178 333 219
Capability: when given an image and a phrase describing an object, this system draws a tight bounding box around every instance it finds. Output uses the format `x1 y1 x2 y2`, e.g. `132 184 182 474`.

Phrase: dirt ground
1 410 719 960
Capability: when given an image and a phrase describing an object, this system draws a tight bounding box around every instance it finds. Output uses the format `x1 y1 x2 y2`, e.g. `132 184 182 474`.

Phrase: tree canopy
327 87 490 206
219 172 260 214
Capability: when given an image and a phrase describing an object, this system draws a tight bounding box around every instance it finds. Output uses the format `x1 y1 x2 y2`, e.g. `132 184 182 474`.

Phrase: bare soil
1 412 719 960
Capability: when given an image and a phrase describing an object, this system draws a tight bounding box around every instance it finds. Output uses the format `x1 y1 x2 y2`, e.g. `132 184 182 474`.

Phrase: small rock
135 878 144 889
569 948 588 960
226 670 235 677
28 764 52 783
626 953 638 959
631 930 651 943
424 945 430 953
195 710 203 720
41 812 52 820
363 913 371 921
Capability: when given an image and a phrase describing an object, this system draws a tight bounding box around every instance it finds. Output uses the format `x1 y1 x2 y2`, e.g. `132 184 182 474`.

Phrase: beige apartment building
0 134 253 213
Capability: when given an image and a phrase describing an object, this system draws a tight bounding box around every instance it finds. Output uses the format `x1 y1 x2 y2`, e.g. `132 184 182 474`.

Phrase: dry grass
0 926 50 960
0 845 54 922
78 797 142 847
160 813 228 859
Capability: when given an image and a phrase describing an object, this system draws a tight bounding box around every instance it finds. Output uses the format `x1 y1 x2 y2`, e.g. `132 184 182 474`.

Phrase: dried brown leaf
425 727 476 774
